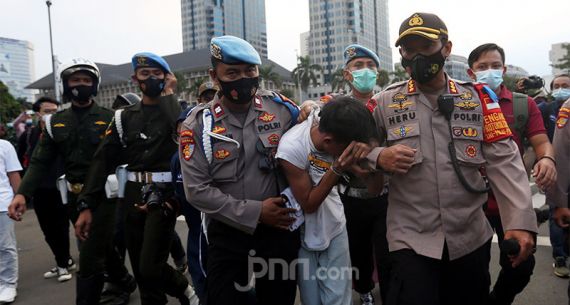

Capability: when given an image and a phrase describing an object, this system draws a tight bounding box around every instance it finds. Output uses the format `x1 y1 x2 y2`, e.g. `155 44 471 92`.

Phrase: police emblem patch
210 43 222 60
180 130 195 161
259 112 276 123
268 133 280 145
409 13 424 26
345 47 357 58
137 56 147 66
465 144 477 158
557 107 570 129
214 149 230 160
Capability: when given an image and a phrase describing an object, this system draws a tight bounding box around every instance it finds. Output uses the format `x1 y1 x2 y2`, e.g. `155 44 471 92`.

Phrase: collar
497 84 513 102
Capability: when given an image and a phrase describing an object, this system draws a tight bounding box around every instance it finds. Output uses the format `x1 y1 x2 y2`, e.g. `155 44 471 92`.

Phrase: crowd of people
0 11 569 305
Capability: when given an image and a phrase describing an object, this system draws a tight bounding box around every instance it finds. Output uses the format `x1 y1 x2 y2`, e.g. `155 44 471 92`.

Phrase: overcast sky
1 0 568 82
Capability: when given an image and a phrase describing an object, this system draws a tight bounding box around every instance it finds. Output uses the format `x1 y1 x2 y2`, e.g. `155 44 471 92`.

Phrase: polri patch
557 107 570 129
214 149 230 160
180 130 195 161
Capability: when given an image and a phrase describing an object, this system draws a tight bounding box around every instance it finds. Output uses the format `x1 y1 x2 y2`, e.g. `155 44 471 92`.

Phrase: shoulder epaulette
384 80 409 91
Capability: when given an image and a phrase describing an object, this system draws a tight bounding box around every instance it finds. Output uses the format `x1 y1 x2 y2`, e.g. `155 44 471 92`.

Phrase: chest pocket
210 142 239 183
386 121 423 165
89 121 109 144
450 119 486 166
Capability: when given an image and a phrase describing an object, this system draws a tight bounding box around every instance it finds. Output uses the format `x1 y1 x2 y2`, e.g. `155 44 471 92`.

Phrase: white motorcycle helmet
59 58 101 98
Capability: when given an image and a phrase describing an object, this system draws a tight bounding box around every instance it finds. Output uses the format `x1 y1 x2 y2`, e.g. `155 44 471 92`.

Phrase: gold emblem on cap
408 14 424 26
137 56 147 66
211 43 222 60
345 47 357 58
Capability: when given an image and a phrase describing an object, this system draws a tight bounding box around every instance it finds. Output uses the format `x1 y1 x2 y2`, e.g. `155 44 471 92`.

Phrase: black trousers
341 193 390 301
205 219 300 305
123 181 189 305
387 240 491 305
32 187 73 268
487 215 535 305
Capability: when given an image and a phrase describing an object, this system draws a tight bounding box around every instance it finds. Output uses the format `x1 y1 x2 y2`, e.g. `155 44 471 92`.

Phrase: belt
127 171 172 183
341 186 387 199
66 182 84 194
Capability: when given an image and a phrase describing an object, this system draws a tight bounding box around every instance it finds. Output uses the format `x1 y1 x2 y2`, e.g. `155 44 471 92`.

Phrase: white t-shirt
276 114 345 251
0 139 22 212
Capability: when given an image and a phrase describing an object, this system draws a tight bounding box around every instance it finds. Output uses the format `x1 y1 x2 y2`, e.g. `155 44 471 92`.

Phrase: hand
259 197 296 230
75 209 93 241
134 202 149 213
553 207 570 228
532 157 557 191
298 100 318 123
378 144 416 174
503 230 535 268
8 194 27 221
162 73 177 96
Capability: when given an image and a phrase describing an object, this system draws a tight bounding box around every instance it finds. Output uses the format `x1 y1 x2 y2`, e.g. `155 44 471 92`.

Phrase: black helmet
112 92 141 110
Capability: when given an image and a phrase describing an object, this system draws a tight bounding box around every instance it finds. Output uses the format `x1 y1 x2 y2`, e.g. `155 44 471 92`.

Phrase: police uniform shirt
547 100 570 208
179 91 296 234
366 77 538 260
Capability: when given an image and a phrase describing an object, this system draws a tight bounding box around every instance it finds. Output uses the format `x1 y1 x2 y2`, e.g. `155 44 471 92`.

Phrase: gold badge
389 93 413 113
409 14 424 26
94 121 107 126
211 43 222 60
53 123 65 127
212 126 227 134
392 125 414 138
459 90 473 100
259 112 276 123
214 149 230 160
345 47 357 58
137 56 147 66
455 101 480 111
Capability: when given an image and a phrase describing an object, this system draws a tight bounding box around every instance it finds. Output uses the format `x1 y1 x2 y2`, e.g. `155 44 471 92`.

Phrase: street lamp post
46 0 61 102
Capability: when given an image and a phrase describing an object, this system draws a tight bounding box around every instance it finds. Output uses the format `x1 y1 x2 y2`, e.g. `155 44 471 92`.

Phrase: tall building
550 42 570 75
181 0 268 58
445 54 470 82
305 0 392 98
300 31 310 57
0 37 35 102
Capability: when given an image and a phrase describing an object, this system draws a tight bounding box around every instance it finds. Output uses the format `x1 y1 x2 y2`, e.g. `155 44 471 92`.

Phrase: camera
141 183 164 207
522 75 544 90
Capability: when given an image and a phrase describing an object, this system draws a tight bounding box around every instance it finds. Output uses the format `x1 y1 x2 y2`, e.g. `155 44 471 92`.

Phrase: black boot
76 273 105 305
99 273 137 305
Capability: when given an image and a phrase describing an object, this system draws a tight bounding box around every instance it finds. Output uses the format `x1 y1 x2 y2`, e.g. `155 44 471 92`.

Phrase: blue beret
132 52 171 73
343 44 380 68
210 36 262 65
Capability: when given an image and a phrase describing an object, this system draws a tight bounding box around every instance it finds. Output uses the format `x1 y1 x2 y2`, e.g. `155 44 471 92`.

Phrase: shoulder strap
511 92 528 140
44 114 54 139
114 109 126 147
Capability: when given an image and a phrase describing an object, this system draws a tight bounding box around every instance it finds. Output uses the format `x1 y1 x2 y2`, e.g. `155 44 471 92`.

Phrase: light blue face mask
351 68 377 93
552 88 570 102
474 69 504 91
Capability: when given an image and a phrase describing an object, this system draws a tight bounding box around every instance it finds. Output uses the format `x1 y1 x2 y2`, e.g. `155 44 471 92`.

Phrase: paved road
10 190 569 304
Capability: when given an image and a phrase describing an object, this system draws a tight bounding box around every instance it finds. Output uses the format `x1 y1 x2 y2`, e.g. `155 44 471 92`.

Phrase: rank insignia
393 125 413 138
465 144 477 158
214 149 230 160
407 80 417 94
254 98 263 108
268 133 280 145
259 112 276 123
448 80 458 94
212 125 226 134
557 107 570 129
462 127 478 137
366 99 378 113
95 121 108 126
213 104 224 118
455 101 480 111
180 130 195 161
53 123 65 127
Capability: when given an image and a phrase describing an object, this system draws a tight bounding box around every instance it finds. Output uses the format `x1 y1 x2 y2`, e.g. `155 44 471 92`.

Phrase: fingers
511 241 534 268
75 220 90 241
338 141 357 166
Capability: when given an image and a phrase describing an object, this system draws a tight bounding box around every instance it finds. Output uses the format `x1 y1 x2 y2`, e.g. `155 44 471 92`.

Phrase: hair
318 96 377 144
550 74 570 90
211 57 221 69
33 96 59 112
467 43 505 68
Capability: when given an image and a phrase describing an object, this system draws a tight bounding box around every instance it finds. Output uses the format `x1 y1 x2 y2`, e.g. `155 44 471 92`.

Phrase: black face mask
218 77 259 104
65 85 94 104
138 76 165 98
401 45 446 84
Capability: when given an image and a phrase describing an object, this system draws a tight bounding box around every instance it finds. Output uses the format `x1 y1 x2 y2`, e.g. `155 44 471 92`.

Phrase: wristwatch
76 200 90 212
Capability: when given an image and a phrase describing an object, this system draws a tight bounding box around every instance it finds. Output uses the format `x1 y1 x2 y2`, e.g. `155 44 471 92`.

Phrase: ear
502 66 507 76
467 68 477 81
209 68 218 85
442 40 452 57
343 69 353 82
131 74 138 83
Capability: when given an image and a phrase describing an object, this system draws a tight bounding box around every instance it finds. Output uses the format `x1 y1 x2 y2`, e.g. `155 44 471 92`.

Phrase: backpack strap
114 109 127 148
44 114 54 139
510 92 528 141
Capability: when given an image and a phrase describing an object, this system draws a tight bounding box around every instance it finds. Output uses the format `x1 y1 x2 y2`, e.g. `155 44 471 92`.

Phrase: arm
280 159 341 214
547 112 570 211
526 98 556 190
8 171 21 193
17 127 57 199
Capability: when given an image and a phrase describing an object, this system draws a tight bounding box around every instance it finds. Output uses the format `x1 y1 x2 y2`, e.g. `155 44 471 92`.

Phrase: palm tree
174 71 190 100
330 68 349 93
259 65 282 90
188 77 208 99
390 66 408 84
377 70 390 89
291 56 322 99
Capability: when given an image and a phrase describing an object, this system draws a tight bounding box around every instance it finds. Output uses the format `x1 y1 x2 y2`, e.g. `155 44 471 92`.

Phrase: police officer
197 81 219 104
549 100 570 304
76 52 199 305
7 59 134 305
361 13 538 305
179 35 301 305
337 44 390 305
